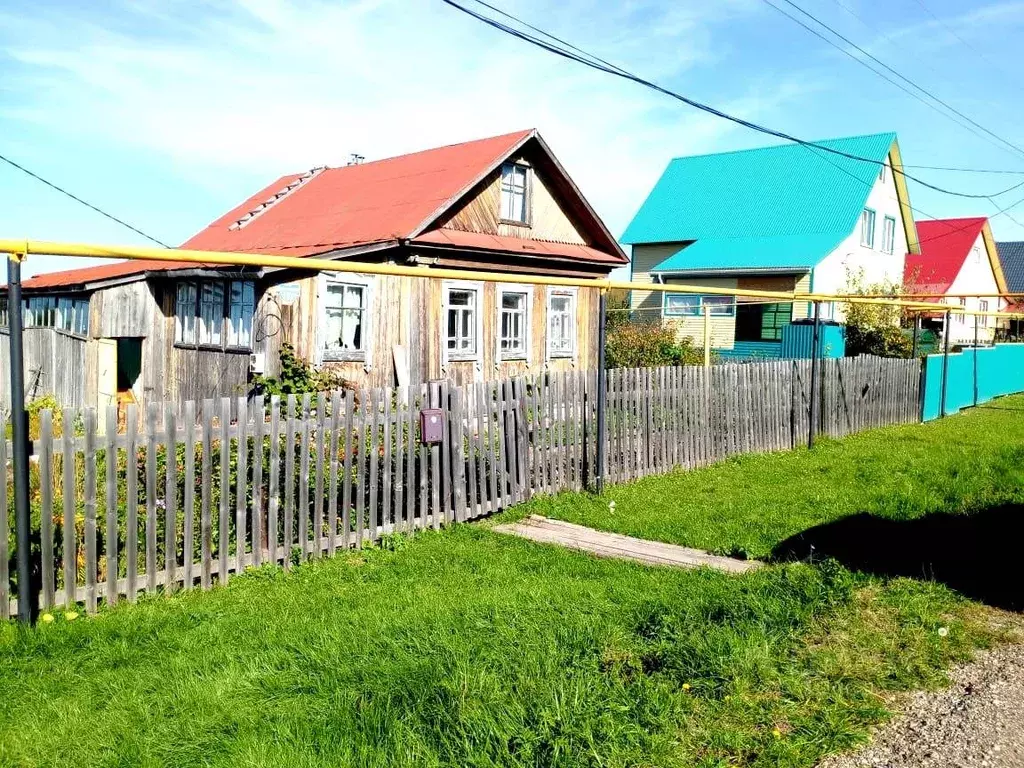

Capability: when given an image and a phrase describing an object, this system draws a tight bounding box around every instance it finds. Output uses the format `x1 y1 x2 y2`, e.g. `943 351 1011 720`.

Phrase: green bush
253 343 352 396
845 324 913 359
605 321 706 369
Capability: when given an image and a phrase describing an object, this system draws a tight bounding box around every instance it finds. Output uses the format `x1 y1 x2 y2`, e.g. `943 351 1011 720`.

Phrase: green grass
2 398 1022 767
522 397 1024 560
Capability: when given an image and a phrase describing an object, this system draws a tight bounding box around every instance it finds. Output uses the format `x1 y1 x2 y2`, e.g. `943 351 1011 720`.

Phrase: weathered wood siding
438 154 589 245
0 327 88 412
278 273 601 389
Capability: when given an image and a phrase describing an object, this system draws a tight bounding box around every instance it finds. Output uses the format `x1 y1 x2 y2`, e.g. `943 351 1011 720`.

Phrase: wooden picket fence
2 356 922 618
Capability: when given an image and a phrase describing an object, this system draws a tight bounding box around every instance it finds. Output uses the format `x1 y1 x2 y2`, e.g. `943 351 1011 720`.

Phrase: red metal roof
904 217 988 294
21 128 624 290
413 229 624 264
182 129 535 255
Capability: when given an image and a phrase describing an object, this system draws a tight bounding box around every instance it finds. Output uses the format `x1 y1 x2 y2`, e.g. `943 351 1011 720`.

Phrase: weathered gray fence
0 327 88 413
2 356 922 618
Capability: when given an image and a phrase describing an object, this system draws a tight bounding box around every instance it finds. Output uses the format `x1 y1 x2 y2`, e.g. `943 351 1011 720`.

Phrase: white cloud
1 0 818 239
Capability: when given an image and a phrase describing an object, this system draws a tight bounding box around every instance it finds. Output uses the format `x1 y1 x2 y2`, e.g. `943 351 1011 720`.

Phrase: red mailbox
420 408 445 444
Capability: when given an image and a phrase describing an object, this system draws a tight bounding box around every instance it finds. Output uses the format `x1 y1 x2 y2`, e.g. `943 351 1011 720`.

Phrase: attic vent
229 166 327 230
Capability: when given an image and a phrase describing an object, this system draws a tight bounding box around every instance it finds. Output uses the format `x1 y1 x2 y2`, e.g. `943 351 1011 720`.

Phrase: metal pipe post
973 314 979 407
702 304 711 368
7 256 37 624
808 301 822 449
594 291 608 494
911 314 920 358
940 309 952 418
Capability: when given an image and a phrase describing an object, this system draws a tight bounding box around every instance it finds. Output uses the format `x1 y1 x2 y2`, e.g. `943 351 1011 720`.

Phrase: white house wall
943 231 1006 343
812 154 910 321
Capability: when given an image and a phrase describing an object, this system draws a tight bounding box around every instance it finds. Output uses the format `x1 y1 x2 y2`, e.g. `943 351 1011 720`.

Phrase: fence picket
183 401 196 589
313 394 326 556
0 419 7 618
164 403 178 593
283 395 296 565
341 390 355 547
251 396 265 566
218 398 231 583
394 387 406 529
404 386 416 531
356 390 370 545
298 393 311 561
327 392 340 553
83 408 98 613
451 387 467 522
145 403 159 593
199 401 212 590
428 382 441 530
381 389 393 533
368 389 381 540
267 396 281 565
39 410 55 609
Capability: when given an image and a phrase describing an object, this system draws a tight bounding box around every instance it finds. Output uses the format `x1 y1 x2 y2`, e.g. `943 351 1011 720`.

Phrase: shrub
253 343 352 396
841 269 912 358
605 321 706 369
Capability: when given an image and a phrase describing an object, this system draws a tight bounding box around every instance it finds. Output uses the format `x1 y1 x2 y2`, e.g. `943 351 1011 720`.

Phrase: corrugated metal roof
651 234 837 273
997 241 1024 293
904 218 987 294
621 133 897 253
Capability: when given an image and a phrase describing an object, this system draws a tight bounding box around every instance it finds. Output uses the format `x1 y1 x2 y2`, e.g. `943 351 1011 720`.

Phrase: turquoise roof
651 234 842 273
621 132 898 272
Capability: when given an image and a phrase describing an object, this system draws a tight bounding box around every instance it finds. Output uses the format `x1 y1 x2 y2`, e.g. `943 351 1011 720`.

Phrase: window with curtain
446 286 478 359
175 282 198 344
323 281 367 356
499 289 529 359
547 290 576 357
199 282 225 346
227 281 255 348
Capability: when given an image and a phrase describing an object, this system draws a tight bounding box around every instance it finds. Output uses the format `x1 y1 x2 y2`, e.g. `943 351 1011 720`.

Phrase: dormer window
500 162 530 224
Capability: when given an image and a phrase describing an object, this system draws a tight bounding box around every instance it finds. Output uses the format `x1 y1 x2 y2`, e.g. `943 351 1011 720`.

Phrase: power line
0 152 170 248
908 0 1024 94
765 0 1024 165
441 0 1024 200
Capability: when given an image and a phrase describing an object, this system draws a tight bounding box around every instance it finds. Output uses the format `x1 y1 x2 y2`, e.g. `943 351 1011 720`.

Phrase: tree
840 268 912 358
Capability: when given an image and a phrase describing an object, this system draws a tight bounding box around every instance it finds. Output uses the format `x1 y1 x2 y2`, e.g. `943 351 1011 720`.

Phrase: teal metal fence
921 343 1024 421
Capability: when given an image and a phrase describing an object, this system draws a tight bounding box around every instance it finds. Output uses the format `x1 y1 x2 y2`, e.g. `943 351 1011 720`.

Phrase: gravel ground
820 641 1024 768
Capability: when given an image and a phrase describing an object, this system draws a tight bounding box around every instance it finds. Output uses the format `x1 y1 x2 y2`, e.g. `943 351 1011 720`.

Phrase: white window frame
442 280 484 367
979 299 989 328
499 161 531 225
860 208 876 248
882 216 896 255
317 273 375 368
546 286 578 361
496 284 533 364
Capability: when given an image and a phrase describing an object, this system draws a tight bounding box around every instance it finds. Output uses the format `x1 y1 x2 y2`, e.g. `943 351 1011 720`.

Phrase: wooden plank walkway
493 516 762 574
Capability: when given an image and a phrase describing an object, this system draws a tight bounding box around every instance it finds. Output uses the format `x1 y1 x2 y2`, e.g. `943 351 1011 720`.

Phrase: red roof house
904 217 1009 342
5 130 627 407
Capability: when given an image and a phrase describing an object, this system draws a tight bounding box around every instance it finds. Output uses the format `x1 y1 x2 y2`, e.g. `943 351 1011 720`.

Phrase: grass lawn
2 398 1022 767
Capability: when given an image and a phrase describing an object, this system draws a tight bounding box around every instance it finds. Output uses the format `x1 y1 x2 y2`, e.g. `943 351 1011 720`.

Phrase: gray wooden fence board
267 396 281 565
145 403 159 593
283 395 296 564
218 398 231 583
0 419 7 618
251 396 265 567
83 408 98 614
164 404 178 594
39 410 55 609
341 390 354 546
200 401 213 590
183 400 196 589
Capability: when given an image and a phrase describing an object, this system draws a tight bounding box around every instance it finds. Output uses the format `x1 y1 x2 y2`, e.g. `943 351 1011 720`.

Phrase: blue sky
2 0 1024 278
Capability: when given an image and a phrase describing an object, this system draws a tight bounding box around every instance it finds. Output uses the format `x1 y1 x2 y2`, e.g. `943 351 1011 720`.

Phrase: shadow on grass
772 504 1024 612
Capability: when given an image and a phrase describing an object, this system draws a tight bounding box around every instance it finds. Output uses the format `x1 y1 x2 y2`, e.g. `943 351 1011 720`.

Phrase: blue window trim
663 293 736 318
860 207 876 248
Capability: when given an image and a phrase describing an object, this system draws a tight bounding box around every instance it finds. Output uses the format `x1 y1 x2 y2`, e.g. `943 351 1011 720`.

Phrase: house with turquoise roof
621 133 920 359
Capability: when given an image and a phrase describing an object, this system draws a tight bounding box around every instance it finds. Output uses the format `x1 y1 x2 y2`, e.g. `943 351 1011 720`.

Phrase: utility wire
908 0 1024 94
0 152 170 248
441 0 1024 200
766 0 1024 164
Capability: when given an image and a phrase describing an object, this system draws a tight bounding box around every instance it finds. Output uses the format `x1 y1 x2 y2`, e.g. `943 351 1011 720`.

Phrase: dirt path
820 642 1024 768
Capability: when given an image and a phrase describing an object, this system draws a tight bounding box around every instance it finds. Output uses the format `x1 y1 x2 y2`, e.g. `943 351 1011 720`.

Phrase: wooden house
0 129 626 411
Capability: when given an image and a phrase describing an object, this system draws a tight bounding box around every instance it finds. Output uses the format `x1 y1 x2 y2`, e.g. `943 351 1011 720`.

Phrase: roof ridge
229 166 327 230
666 131 896 163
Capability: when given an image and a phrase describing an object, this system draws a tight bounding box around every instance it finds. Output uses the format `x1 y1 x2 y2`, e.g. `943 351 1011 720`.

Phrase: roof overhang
981 222 1010 294
889 139 921 255
656 267 811 278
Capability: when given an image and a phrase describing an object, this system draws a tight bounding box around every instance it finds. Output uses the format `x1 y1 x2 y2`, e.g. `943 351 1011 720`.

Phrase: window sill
499 355 528 363
499 218 531 228
547 352 576 359
174 342 252 354
322 351 367 363
446 356 480 364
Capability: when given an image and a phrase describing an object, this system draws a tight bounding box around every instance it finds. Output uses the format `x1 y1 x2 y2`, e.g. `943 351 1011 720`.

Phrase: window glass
703 295 735 316
446 288 477 356
324 282 365 352
175 282 197 344
882 216 896 255
548 291 576 356
664 293 701 316
860 209 876 248
199 282 224 345
499 290 528 357
500 163 528 223
227 281 255 347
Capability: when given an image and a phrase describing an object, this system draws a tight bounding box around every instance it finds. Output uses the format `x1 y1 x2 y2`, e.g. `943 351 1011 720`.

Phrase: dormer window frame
499 160 532 227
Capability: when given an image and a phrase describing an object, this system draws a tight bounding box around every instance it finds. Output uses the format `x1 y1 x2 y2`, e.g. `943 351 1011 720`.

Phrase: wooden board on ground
492 515 761 574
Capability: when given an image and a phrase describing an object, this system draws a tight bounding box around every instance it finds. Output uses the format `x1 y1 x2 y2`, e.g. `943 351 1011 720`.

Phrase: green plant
841 270 912 358
253 343 353 396
605 320 707 368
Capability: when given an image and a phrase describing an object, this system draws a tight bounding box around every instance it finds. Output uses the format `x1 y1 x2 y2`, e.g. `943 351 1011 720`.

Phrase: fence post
703 304 711 368
595 291 607 494
7 254 37 625
940 309 952 418
974 314 979 407
911 314 920 358
808 301 822 449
